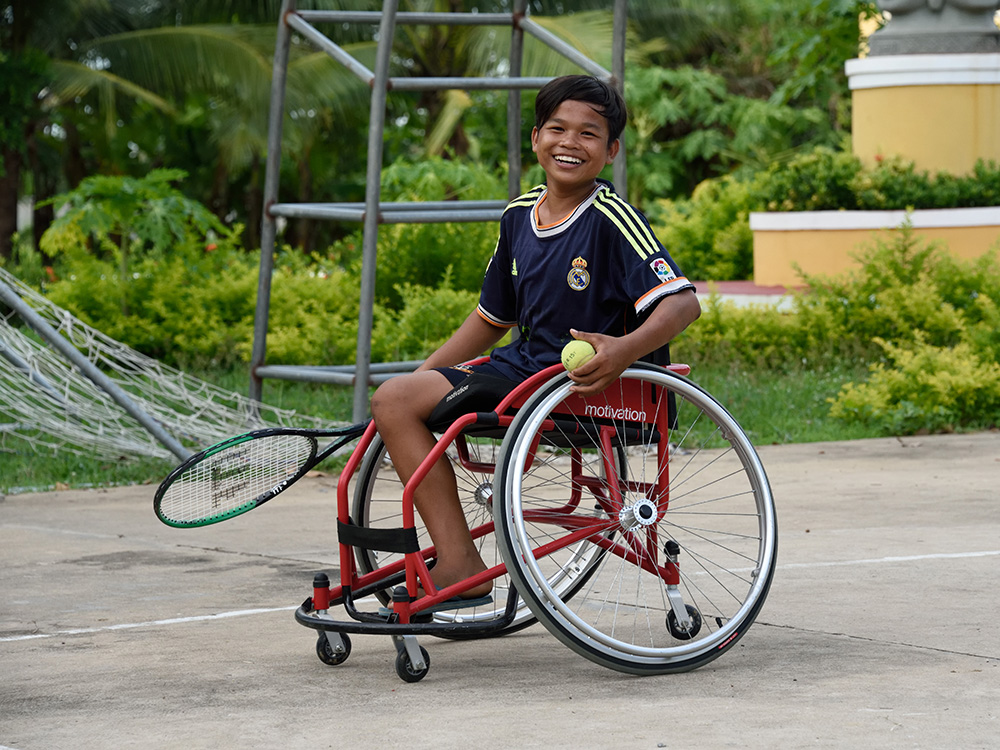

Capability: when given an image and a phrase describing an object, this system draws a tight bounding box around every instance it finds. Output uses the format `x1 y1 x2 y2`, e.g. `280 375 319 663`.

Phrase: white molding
749 207 1000 232
846 54 1000 89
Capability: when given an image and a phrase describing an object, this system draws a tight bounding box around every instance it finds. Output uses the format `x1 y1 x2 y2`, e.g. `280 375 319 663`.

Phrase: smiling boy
369 75 700 606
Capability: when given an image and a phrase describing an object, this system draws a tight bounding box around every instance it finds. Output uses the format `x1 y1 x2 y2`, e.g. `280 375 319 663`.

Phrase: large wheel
494 364 777 675
351 431 616 636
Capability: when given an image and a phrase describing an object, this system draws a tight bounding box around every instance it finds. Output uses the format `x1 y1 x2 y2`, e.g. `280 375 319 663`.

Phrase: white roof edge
749 207 1000 231
846 54 1000 89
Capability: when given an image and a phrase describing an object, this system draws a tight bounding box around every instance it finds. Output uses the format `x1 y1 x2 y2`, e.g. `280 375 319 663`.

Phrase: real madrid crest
567 256 590 291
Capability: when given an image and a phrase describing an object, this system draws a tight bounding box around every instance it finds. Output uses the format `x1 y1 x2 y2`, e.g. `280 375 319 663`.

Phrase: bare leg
370 371 492 598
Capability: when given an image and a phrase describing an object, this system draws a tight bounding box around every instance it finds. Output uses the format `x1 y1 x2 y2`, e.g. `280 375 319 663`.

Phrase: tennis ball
561 340 596 371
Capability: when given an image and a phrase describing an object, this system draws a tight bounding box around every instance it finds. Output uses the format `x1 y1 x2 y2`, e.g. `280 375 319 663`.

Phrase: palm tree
1 0 378 259
1 0 160 260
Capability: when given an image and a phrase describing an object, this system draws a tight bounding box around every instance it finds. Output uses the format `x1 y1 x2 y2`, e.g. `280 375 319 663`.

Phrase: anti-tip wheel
316 632 352 666
667 605 703 640
394 646 431 683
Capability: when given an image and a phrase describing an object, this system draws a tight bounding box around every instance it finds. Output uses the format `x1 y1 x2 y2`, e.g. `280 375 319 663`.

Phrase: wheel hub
619 496 658 530
474 482 493 509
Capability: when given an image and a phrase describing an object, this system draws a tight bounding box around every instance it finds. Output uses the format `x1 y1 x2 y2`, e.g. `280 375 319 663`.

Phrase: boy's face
531 99 620 196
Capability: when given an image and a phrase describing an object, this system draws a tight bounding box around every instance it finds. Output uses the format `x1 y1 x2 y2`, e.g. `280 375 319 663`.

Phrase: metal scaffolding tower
250 0 629 421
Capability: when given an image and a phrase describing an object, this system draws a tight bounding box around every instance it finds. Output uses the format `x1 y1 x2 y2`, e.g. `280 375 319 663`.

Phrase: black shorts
427 362 520 427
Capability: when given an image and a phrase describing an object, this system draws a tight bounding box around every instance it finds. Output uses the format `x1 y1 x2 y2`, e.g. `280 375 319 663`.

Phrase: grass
686 362 877 446
195 367 361 422
0 450 176 496
0 362 882 495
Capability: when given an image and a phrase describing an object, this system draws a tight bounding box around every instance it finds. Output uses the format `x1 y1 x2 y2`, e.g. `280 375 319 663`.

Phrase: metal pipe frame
250 0 296 404
352 0 398 422
613 0 628 199
518 17 611 79
251 0 629 418
269 201 505 223
286 13 375 84
387 76 553 91
256 362 422 386
298 11 515 26
507 0 528 200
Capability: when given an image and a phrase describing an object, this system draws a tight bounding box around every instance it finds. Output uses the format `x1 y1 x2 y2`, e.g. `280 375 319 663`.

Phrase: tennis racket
154 421 370 528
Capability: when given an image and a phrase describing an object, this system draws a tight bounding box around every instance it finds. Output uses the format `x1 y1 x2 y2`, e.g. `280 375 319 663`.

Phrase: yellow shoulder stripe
503 185 545 214
594 192 659 260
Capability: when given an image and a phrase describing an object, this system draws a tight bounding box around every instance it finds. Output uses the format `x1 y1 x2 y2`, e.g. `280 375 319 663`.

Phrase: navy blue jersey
478 180 694 381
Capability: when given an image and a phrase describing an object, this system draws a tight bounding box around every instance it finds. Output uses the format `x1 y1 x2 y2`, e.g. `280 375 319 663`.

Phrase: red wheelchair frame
296 360 776 681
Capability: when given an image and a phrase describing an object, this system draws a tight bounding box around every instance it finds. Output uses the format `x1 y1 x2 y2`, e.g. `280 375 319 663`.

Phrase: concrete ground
1 431 998 750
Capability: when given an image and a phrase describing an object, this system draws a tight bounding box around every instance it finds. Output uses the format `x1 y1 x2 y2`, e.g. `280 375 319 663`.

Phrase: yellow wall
753 223 1000 287
852 84 1000 173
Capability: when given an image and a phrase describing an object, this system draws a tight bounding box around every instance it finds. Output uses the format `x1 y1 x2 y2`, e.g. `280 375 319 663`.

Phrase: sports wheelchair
295 360 777 682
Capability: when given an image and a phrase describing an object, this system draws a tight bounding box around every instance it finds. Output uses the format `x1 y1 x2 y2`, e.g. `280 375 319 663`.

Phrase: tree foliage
40 169 226 259
2 0 876 259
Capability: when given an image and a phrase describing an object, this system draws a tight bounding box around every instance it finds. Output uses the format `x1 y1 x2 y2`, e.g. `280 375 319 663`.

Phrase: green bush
800 223 1000 363
652 177 756 281
371 278 482 362
754 146 862 211
48 244 256 368
250 261 364 367
829 336 1000 435
1 232 51 286
672 288 862 372
330 157 505 310
43 242 484 369
799 225 966 350
674 225 1000 435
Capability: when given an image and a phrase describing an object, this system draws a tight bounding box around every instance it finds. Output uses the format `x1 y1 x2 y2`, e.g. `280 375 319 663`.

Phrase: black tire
316 632 351 666
394 645 430 683
667 605 703 640
495 365 777 675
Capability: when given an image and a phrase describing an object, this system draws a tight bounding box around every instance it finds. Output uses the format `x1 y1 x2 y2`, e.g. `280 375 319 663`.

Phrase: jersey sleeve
593 188 694 314
631 247 694 314
477 216 518 328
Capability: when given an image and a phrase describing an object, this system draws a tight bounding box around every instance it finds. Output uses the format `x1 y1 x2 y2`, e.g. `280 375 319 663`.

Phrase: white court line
778 549 1000 569
2 523 129 541
0 606 297 643
2 550 998 644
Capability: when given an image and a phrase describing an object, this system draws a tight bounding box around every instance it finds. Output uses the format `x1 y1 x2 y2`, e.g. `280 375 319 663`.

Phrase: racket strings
158 434 315 524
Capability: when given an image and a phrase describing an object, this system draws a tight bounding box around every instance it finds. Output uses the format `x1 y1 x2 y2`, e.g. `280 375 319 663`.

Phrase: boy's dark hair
534 75 627 146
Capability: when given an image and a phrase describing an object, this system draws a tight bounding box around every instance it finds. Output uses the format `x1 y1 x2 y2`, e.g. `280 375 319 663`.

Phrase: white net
0 267 328 462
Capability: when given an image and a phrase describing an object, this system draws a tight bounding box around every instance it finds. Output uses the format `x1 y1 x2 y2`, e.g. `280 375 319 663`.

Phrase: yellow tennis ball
561 340 596 371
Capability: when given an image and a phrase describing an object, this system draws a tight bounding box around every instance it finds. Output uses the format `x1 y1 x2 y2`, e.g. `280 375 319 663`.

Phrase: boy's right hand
564 330 636 396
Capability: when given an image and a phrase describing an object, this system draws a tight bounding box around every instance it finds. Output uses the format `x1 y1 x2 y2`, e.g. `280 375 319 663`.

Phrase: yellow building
751 207 1000 287
750 9 1000 287
847 53 1000 174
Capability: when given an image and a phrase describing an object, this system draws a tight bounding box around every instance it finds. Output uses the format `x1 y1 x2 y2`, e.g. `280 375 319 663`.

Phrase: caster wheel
394 646 430 683
316 632 351 666
667 605 703 640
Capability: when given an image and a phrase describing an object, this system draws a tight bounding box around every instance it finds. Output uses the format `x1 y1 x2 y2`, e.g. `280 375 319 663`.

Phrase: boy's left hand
564 329 635 396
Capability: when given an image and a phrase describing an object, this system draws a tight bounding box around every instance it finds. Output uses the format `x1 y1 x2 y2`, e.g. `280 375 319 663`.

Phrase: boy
370 75 700 605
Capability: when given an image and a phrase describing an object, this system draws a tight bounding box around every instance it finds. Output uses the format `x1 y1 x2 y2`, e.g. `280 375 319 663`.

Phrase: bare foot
424 556 492 599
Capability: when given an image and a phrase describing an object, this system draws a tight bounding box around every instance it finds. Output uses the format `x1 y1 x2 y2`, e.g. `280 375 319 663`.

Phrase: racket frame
153 422 368 528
